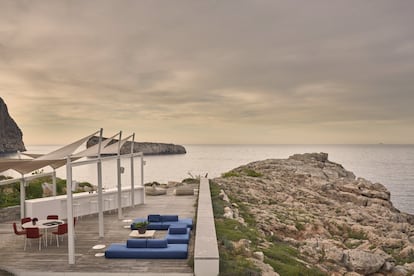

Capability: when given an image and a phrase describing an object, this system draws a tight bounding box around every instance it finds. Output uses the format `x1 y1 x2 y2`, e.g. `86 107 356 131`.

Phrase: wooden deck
0 188 197 275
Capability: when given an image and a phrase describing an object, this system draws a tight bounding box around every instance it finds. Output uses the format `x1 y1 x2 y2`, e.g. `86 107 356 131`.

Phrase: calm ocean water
3 144 414 214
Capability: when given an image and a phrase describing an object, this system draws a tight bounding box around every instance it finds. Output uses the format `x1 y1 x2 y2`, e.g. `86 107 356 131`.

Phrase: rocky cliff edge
213 152 414 275
0 97 26 154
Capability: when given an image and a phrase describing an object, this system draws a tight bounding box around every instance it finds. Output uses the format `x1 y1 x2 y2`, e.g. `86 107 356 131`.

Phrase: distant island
87 136 186 156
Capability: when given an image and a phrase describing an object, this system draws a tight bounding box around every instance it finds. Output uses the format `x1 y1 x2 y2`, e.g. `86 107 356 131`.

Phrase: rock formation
0 97 26 154
213 153 414 275
87 136 186 155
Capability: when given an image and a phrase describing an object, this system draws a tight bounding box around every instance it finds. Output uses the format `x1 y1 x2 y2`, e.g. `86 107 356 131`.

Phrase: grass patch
216 219 259 243
219 252 261 276
243 169 263 177
295 221 305 232
263 243 326 276
395 250 414 265
211 181 325 275
222 171 241 178
221 168 262 178
346 228 368 240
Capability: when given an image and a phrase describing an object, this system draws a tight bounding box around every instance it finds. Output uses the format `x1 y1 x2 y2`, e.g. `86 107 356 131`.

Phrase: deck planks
0 188 196 275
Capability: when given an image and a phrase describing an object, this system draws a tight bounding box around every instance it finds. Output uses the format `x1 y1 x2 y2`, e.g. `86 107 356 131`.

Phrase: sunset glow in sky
1 1 414 145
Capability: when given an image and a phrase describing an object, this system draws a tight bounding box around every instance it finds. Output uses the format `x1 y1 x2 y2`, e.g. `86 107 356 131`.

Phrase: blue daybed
105 238 188 259
131 214 193 230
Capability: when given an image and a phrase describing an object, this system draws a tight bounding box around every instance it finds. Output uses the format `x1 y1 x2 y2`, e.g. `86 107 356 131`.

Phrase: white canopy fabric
100 134 134 155
72 132 120 158
35 131 98 161
0 159 31 174
0 131 99 174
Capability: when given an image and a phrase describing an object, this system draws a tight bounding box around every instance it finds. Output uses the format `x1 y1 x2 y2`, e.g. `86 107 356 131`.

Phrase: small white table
22 219 64 247
129 230 156 239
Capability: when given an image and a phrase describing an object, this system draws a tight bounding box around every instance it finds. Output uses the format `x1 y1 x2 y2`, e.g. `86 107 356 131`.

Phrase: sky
1 0 414 145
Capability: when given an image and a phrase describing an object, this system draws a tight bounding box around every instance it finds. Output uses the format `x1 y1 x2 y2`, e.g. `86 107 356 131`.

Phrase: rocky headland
87 136 186 155
0 97 26 154
213 153 414 275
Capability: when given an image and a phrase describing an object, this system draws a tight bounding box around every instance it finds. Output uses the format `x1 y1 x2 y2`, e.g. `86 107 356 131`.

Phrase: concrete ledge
194 177 219 276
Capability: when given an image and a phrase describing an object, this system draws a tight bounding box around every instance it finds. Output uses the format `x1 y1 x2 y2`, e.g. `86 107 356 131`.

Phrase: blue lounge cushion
178 218 193 229
166 227 190 244
105 243 188 259
147 239 168 248
169 224 187 234
161 215 178 222
148 214 161 222
131 215 193 230
127 239 147 248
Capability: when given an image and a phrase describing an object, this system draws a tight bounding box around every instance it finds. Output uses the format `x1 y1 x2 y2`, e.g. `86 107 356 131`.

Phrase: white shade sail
35 131 99 161
100 134 134 155
72 132 120 158
0 130 99 174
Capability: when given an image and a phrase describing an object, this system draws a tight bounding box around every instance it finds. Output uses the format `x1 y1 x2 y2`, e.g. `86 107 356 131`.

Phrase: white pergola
0 129 145 264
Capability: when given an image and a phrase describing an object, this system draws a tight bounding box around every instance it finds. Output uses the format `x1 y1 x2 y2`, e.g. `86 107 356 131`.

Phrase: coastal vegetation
221 168 263 178
211 180 325 275
212 153 414 275
0 174 93 208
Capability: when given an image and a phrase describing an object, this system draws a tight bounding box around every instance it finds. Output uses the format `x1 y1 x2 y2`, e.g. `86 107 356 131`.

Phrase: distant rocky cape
214 153 414 275
87 136 186 156
0 97 26 154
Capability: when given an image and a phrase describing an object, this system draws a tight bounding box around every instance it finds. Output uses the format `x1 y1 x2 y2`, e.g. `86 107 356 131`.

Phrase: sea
2 144 414 215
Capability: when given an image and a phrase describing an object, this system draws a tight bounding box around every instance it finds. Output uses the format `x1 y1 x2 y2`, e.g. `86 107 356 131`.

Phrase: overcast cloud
1 0 413 144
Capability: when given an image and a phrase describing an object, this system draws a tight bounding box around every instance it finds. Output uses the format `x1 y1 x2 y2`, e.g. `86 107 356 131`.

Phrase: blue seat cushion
148 214 161 222
131 216 193 230
147 239 168 248
169 224 187 234
105 243 188 259
161 215 179 222
178 218 193 229
166 228 190 244
127 239 147 248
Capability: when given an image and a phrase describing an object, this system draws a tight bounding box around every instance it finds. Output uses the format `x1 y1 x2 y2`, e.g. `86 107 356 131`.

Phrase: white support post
140 155 145 204
97 160 104 237
97 128 104 237
130 133 135 207
66 156 75 265
52 169 57 196
20 177 25 219
130 156 135 207
117 131 123 219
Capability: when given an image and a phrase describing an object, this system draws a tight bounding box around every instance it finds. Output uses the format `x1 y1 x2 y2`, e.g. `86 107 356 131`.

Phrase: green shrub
182 178 200 184
243 169 262 177
346 228 368 240
222 171 241 178
219 254 261 276
210 180 325 275
0 176 92 208
295 221 305 231
263 244 326 276
0 182 20 208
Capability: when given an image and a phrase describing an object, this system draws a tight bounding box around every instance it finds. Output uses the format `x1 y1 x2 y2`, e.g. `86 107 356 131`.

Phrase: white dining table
22 219 64 247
